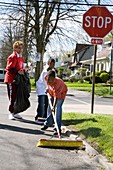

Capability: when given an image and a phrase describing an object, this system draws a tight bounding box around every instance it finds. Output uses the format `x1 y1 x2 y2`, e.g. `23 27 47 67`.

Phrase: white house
82 43 112 74
69 44 94 74
69 42 113 75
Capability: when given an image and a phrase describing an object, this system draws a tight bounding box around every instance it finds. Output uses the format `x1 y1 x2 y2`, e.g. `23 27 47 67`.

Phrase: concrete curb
62 126 113 170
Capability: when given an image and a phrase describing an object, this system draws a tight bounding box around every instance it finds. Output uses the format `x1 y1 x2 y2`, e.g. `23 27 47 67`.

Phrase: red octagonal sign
82 6 113 38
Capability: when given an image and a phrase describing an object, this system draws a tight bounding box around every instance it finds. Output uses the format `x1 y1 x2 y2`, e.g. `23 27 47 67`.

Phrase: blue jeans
35 95 48 119
44 97 64 130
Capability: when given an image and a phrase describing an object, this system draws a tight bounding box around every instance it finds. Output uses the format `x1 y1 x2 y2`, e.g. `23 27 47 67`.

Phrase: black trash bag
14 74 30 114
23 72 31 93
15 72 31 93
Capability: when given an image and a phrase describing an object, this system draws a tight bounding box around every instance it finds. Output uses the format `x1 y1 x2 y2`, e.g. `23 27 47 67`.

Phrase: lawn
30 78 36 90
62 112 113 162
30 79 113 97
65 81 113 97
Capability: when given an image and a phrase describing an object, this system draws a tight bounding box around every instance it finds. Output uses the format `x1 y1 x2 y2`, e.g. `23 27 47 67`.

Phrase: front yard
62 112 113 163
65 81 113 97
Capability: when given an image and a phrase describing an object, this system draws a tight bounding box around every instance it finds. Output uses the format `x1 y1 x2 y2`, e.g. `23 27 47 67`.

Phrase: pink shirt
47 77 68 100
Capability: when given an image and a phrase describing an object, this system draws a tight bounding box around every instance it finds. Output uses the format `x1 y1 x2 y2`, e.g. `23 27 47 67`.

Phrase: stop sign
82 6 113 38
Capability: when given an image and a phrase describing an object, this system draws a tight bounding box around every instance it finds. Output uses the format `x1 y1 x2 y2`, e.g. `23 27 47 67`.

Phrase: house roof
74 44 94 62
75 44 92 53
97 47 111 59
70 44 94 68
70 44 112 69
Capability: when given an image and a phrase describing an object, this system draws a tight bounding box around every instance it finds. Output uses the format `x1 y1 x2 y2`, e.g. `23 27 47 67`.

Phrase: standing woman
4 41 25 120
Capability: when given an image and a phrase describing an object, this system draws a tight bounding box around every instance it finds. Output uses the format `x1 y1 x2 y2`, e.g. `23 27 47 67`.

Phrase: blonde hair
13 41 24 50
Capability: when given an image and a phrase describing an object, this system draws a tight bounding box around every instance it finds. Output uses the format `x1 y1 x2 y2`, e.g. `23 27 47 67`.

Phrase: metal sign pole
98 0 100 5
91 44 97 114
110 41 113 94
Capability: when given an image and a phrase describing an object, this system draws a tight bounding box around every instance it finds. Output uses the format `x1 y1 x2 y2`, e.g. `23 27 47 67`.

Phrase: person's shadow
62 118 97 126
62 118 102 138
0 123 44 135
79 127 102 138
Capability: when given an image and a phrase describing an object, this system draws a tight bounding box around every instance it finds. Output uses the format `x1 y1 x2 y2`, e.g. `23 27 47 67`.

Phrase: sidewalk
64 88 113 115
34 89 113 170
1 83 113 170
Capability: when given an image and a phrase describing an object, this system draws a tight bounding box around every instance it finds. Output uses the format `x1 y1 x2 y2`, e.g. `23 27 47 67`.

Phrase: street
0 82 112 170
64 89 113 115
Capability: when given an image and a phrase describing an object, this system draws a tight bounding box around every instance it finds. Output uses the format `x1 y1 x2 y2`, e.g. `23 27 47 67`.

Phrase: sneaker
9 113 15 120
35 120 44 125
53 129 61 136
35 116 38 121
41 125 48 130
53 127 57 131
13 114 23 119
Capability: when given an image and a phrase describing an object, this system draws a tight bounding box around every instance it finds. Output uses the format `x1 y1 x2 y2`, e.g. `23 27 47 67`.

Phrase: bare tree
0 14 30 67
0 0 84 80
9 0 84 81
1 0 113 80
0 19 21 67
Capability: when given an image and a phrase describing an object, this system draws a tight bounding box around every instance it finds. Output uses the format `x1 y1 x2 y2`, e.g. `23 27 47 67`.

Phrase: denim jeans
44 97 64 130
35 95 48 119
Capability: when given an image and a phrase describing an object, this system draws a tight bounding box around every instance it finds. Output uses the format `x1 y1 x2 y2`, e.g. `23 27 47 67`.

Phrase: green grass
30 78 36 90
65 82 113 97
62 112 113 162
30 79 113 96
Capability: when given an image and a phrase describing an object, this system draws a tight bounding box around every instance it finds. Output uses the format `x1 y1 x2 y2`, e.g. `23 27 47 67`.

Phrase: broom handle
48 95 61 138
51 111 61 138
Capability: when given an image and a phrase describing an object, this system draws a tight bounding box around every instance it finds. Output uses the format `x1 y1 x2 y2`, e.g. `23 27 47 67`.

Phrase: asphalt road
0 82 111 170
64 89 113 115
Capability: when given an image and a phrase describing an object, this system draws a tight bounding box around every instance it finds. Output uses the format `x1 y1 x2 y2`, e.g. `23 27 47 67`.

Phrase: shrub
100 72 109 83
84 70 109 84
95 71 100 76
84 75 102 83
107 78 113 84
30 78 35 86
94 76 102 83
69 77 79 83
84 75 92 83
100 70 108 74
78 68 86 77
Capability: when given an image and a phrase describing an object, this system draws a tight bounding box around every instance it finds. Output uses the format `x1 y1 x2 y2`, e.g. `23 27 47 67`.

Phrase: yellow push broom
37 96 83 148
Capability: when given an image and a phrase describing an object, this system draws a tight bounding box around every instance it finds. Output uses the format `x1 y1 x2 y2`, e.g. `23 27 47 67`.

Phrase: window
0 69 6 81
0 70 3 74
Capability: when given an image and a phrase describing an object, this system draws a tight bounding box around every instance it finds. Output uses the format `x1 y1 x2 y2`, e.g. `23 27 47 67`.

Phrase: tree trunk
35 60 43 82
23 0 29 63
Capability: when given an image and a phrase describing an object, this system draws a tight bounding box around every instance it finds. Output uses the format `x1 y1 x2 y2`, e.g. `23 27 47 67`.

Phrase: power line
0 1 113 14
0 1 113 7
